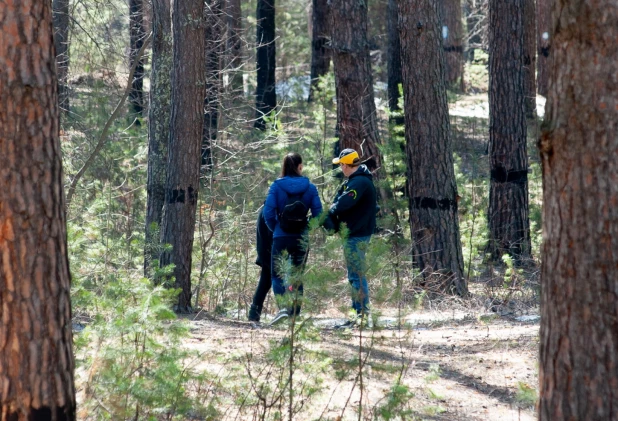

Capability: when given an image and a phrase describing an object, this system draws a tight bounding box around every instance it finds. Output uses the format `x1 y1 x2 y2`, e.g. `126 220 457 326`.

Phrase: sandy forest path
183 309 539 420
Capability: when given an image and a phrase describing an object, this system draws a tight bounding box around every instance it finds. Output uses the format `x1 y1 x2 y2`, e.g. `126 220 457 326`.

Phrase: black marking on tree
443 45 464 53
187 186 197 204
490 167 529 185
169 189 185 204
411 196 458 211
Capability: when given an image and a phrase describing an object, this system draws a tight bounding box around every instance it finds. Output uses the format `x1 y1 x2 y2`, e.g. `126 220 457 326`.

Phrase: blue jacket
264 176 323 238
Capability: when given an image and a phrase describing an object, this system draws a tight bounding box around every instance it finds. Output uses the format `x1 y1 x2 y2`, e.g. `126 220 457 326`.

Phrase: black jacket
326 165 377 237
255 207 273 267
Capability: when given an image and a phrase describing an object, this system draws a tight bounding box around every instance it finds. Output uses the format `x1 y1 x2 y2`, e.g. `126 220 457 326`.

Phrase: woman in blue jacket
263 152 322 324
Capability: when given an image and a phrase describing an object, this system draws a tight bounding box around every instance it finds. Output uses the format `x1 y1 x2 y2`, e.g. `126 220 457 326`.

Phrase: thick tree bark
487 0 531 261
308 0 331 102
536 0 551 96
254 0 276 129
538 1 618 419
53 0 70 118
0 1 76 419
329 0 383 174
438 0 465 89
397 0 467 295
225 0 243 93
129 0 145 119
387 0 403 119
202 0 223 172
523 0 537 119
159 0 207 312
144 0 172 277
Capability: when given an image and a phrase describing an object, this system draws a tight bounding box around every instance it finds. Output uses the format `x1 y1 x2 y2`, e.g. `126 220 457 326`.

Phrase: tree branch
66 32 152 206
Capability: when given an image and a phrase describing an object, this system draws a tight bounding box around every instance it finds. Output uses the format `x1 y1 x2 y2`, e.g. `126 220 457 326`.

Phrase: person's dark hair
280 152 303 177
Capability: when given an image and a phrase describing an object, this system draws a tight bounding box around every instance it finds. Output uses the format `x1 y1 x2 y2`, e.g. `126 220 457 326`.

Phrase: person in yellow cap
325 149 377 328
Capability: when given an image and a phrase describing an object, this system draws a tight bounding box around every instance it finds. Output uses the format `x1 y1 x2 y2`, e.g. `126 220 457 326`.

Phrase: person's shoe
287 304 302 318
248 304 262 322
334 311 374 330
334 319 357 329
269 309 289 326
334 310 359 329
358 313 374 329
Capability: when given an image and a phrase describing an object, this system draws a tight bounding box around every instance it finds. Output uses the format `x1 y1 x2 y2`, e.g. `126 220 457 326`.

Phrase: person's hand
322 213 339 234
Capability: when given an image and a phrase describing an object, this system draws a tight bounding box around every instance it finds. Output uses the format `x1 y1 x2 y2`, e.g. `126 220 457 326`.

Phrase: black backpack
279 187 309 233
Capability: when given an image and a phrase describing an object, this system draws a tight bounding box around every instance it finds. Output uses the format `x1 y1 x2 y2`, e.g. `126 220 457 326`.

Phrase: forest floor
182 297 540 421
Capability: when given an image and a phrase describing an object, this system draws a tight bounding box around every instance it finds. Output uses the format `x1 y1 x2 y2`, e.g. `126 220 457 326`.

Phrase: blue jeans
344 235 371 315
271 236 307 314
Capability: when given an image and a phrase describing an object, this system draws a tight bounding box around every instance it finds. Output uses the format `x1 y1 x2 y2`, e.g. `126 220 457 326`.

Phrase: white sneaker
359 313 374 329
269 309 289 326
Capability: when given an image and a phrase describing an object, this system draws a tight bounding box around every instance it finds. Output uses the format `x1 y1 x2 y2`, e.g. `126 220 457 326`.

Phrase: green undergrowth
74 277 220 420
64 40 541 420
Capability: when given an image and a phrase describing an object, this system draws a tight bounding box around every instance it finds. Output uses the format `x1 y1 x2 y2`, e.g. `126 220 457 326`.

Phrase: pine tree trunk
53 0 70 118
487 0 531 261
144 0 172 277
523 0 537 119
129 0 145 120
538 1 618 419
387 0 403 119
159 0 207 312
397 0 467 295
0 1 76 418
308 0 331 102
438 0 465 89
329 0 383 174
202 0 223 171
254 0 276 129
225 0 243 94
536 0 551 96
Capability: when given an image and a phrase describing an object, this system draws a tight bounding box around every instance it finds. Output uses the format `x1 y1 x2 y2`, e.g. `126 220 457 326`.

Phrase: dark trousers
271 236 308 315
251 262 271 309
251 208 273 310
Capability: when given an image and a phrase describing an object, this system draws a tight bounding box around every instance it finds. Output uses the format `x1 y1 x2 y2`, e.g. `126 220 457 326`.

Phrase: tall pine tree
438 0 465 89
539 1 618 418
523 0 537 119
144 0 172 276
254 0 276 129
53 0 70 118
129 0 146 120
329 0 383 174
0 0 76 417
159 0 207 311
225 0 243 93
487 0 531 261
202 0 224 172
536 0 551 96
308 0 331 101
397 0 467 295
387 0 403 119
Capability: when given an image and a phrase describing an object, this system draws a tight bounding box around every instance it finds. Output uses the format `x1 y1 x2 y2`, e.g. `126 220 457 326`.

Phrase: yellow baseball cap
332 149 360 165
